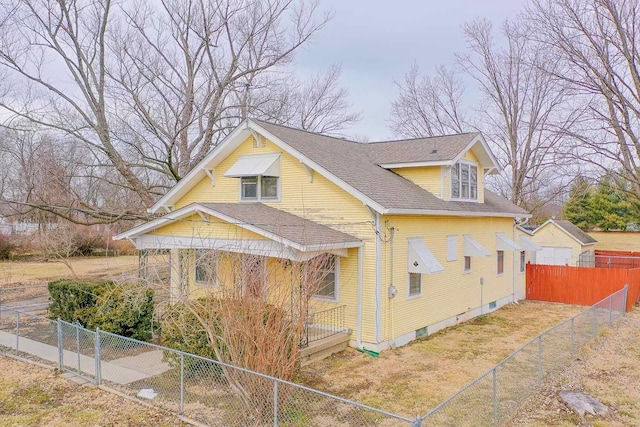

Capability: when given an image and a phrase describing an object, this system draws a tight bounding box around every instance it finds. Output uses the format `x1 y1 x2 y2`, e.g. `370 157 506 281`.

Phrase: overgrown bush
0 235 14 260
48 279 155 341
161 298 226 378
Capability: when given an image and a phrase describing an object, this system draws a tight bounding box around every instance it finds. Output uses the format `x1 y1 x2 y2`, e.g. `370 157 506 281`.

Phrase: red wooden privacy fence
526 263 640 311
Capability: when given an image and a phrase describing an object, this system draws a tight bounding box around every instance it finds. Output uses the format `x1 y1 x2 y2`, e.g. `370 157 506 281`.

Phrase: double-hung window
195 249 219 286
451 162 478 201
240 176 279 201
313 255 339 300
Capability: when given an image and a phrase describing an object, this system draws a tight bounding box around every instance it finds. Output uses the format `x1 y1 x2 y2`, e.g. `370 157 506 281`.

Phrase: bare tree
390 64 468 138
257 65 362 135
391 18 574 214
460 19 574 207
0 0 351 219
527 0 640 201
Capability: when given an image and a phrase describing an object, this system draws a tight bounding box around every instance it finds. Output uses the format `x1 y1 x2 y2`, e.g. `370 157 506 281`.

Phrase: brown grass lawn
0 256 140 286
0 354 187 426
510 306 640 427
298 300 584 418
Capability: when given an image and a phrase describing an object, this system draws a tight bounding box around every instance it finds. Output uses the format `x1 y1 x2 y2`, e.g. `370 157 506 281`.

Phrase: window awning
496 233 522 251
223 153 280 178
463 235 491 257
519 235 542 251
408 238 444 274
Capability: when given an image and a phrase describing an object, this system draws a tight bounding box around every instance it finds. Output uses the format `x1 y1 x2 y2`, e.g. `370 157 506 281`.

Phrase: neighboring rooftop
554 220 598 245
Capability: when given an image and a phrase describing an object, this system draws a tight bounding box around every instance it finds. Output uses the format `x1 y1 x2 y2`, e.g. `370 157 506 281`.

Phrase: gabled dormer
366 133 500 203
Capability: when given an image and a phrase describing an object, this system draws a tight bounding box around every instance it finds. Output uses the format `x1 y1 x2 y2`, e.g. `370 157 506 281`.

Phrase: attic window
451 162 478 200
224 154 281 201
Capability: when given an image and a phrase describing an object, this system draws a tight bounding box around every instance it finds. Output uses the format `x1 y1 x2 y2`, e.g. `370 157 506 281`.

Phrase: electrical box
388 284 397 299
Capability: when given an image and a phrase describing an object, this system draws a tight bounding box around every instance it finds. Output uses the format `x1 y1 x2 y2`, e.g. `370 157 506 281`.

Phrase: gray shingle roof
554 220 598 245
199 203 361 248
252 120 529 216
365 133 480 164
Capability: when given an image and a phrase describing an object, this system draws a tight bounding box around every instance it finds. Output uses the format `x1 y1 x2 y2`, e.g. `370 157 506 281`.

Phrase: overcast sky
293 0 526 140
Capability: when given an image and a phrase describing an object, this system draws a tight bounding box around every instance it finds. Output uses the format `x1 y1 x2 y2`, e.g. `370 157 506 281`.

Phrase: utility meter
388 284 397 299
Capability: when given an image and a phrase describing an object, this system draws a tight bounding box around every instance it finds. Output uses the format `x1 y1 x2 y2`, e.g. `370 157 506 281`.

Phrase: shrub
0 235 14 260
48 279 155 341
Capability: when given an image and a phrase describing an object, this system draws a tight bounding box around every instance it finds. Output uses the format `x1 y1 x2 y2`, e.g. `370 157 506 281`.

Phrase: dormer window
451 162 478 200
224 153 281 201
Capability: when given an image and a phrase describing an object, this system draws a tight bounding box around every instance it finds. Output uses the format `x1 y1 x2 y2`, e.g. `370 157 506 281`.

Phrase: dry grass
0 354 187 427
0 256 140 286
510 306 640 426
298 300 584 418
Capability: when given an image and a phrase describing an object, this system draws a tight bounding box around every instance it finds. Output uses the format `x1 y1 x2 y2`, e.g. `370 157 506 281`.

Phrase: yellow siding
148 213 267 241
590 231 640 252
532 223 585 265
379 215 518 341
392 167 442 197
169 135 378 343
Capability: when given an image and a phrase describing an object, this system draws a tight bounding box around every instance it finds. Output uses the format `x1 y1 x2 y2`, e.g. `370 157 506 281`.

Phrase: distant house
115 119 531 352
530 219 597 266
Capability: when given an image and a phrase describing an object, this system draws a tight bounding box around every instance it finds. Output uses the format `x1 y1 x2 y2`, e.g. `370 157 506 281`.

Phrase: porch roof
115 202 362 254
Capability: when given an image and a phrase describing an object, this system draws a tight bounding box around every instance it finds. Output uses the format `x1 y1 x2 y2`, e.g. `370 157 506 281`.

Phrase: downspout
513 217 529 303
389 224 396 347
375 212 382 344
356 245 363 348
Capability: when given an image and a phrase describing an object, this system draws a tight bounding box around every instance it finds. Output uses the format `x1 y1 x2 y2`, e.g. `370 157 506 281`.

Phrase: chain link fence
419 285 629 427
0 304 414 426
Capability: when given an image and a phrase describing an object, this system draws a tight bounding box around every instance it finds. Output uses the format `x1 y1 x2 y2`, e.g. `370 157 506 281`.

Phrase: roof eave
384 208 531 218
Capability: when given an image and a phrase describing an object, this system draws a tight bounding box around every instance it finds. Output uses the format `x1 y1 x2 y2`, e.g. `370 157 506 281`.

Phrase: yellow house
530 219 597 266
116 119 531 353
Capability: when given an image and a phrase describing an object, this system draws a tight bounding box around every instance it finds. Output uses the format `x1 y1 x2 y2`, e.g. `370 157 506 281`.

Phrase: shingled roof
252 120 528 217
551 220 598 245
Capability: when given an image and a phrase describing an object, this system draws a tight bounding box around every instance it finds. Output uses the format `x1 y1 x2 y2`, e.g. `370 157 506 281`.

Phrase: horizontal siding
148 213 267 241
379 215 519 341
392 167 441 197
164 134 379 343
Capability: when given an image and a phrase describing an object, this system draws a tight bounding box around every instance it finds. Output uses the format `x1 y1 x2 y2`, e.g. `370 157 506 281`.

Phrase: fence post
57 318 63 370
273 380 279 427
609 295 613 324
75 322 81 374
623 284 629 316
570 317 575 360
493 368 498 427
179 353 185 414
537 335 542 386
95 328 101 385
413 415 422 427
15 310 19 355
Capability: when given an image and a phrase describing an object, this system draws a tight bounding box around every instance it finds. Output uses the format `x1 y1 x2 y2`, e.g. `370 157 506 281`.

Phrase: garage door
535 247 572 265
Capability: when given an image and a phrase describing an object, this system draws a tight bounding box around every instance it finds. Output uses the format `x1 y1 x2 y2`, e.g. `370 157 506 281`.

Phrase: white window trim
194 249 220 287
239 175 281 202
407 272 422 299
497 250 505 276
450 160 479 202
519 250 526 274
463 255 472 274
312 256 340 302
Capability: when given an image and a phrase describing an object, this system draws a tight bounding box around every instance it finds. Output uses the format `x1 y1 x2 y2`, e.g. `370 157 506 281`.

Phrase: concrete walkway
0 330 171 385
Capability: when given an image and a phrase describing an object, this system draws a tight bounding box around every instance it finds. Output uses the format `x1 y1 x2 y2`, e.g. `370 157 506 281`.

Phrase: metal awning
496 233 522 251
519 235 542 251
407 238 444 274
223 153 280 177
463 235 491 257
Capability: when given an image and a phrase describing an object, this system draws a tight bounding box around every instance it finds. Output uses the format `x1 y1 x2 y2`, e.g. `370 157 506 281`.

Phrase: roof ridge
251 117 479 145
250 118 360 144
365 132 479 145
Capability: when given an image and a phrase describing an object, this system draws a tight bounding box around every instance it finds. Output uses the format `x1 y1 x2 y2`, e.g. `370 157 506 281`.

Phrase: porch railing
301 305 348 347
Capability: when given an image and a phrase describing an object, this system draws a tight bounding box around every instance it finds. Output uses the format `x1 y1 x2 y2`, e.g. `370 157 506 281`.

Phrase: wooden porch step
298 331 351 367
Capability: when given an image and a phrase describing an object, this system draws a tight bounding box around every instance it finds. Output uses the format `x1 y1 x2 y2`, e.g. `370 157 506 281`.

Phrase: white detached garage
530 219 597 266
